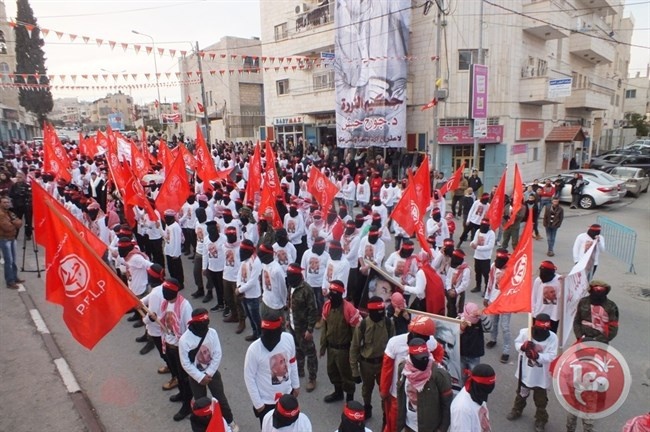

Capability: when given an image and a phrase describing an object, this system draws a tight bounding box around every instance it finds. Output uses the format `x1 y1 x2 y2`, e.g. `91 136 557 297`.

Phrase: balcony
565 88 611 110
576 0 618 16
569 32 615 64
519 65 570 105
522 1 570 40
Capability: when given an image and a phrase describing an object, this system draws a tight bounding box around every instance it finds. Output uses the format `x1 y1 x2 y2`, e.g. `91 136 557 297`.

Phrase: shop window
277 79 289 95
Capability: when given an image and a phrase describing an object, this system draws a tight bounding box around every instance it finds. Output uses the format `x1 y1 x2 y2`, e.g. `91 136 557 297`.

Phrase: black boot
173 402 192 421
324 387 344 403
346 392 354 402
139 339 155 355
191 288 205 299
202 292 214 304
135 332 148 343
364 404 373 419
127 312 140 322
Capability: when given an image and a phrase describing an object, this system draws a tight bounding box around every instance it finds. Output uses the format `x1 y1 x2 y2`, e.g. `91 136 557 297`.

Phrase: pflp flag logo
59 254 90 298
553 341 631 419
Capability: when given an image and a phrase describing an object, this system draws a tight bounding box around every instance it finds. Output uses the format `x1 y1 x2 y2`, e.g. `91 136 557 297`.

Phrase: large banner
334 0 410 148
561 241 596 348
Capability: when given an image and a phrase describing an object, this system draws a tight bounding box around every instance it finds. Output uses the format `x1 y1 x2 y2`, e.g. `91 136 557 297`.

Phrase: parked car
589 153 628 170
600 155 650 175
608 167 650 197
535 173 619 209
569 169 627 198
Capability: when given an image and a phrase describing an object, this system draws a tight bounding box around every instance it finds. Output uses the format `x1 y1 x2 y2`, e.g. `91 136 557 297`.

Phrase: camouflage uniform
320 307 356 395
350 317 394 406
289 280 319 380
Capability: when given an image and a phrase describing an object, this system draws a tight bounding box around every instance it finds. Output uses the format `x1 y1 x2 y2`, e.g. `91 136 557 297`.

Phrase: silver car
569 169 627 199
608 167 650 197
539 174 619 209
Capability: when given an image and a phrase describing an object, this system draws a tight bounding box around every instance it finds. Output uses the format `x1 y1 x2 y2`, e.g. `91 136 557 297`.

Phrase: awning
545 126 585 143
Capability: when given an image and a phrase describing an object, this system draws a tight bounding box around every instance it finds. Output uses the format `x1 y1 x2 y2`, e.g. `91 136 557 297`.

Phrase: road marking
54 358 81 393
29 309 50 334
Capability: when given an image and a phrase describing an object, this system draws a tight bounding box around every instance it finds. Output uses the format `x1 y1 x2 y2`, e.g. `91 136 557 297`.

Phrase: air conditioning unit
295 3 309 14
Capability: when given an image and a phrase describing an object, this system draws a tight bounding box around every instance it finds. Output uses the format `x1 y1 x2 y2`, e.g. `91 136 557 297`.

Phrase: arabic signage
518 120 545 141
161 113 181 124
438 125 504 145
511 143 528 155
548 78 572 98
469 64 489 119
334 0 410 148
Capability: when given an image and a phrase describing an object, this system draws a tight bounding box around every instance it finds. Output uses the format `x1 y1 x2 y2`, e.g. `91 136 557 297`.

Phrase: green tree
625 112 649 137
13 0 53 123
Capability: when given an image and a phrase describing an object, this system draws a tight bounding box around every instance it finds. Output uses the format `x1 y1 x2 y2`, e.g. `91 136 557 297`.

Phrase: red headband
444 239 455 246
276 402 300 418
147 266 165 278
589 225 601 232
329 243 343 250
189 313 210 324
259 244 274 254
496 251 509 259
464 370 497 391
533 319 551 329
162 280 179 292
329 281 345 293
343 406 365 422
408 344 428 356
240 242 256 251
402 243 414 250
367 301 385 311
287 264 303 275
192 403 212 417
590 284 607 292
540 261 556 270
452 250 465 259
314 238 326 245
261 319 282 330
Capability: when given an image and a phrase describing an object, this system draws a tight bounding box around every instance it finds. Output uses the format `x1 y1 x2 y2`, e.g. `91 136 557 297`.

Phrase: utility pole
196 41 211 148
432 0 443 170
472 0 484 171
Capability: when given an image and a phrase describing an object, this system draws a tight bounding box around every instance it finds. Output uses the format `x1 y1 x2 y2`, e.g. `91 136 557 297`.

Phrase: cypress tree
14 0 53 123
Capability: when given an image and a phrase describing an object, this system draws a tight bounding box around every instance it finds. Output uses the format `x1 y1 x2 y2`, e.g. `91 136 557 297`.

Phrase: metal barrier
596 216 637 274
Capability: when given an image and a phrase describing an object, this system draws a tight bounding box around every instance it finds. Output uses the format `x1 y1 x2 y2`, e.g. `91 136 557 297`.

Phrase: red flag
197 102 204 113
95 130 109 152
439 162 465 196
158 140 173 172
121 163 157 222
194 122 219 183
503 164 523 230
259 183 282 229
140 128 156 165
155 154 191 214
206 400 226 432
483 209 534 315
390 178 431 254
43 123 71 182
421 98 438 111
105 132 129 197
245 142 262 202
487 170 507 231
179 143 197 171
43 201 140 349
264 139 282 195
307 168 339 214
32 181 107 256
130 140 150 180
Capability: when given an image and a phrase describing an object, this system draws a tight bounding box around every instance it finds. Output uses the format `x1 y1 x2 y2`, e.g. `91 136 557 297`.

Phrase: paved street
1 193 649 432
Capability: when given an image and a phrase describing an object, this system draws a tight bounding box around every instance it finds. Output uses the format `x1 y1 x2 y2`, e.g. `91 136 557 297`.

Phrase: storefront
544 125 586 171
305 112 336 148
273 116 304 148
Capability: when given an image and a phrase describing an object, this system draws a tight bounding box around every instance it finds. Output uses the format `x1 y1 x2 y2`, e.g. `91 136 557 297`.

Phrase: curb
563 197 636 218
16 284 106 432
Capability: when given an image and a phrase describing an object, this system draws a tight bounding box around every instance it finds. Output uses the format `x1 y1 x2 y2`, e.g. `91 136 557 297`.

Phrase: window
274 23 288 41
625 89 637 99
276 79 289 95
243 56 260 70
312 71 334 91
0 62 10 83
0 30 6 55
458 49 487 71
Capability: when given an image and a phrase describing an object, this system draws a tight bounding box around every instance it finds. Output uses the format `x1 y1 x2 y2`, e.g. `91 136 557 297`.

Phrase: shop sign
438 125 503 145
2 109 19 121
518 120 544 141
274 116 303 126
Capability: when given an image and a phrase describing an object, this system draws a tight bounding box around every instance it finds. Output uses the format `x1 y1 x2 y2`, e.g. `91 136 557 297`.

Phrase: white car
539 174 619 209
569 169 627 199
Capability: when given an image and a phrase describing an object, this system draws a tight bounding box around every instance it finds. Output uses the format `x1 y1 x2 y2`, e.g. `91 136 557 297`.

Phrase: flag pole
557 276 565 355
43 199 154 318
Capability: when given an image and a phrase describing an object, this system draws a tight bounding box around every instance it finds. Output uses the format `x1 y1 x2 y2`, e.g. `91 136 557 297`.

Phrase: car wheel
643 185 649 193
580 195 595 209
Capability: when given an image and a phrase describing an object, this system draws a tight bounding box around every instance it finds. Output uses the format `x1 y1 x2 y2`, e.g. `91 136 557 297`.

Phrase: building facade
259 0 633 187
88 92 135 130
50 98 91 127
625 69 650 122
179 36 264 142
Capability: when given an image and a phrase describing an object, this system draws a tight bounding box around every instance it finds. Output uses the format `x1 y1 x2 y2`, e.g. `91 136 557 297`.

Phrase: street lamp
132 30 162 129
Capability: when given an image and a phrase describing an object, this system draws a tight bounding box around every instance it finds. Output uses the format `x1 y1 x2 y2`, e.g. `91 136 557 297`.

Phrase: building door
483 144 507 190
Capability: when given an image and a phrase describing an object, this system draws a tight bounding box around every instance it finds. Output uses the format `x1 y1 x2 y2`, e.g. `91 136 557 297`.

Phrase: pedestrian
484 249 512 364
569 173 585 209
163 209 185 289
449 364 496 432
190 207 208 299
444 249 470 318
261 394 312 432
507 313 558 432
572 224 605 279
236 239 263 342
542 197 563 257
396 338 453 432
350 296 394 419
286 263 319 393
118 237 152 328
223 227 245 333
341 220 361 303
538 179 555 212
189 397 231 432
180 194 199 258
335 401 372 432
8 171 32 240
451 175 469 218
426 207 450 250
301 236 330 320
284 202 306 263
202 220 226 311
467 169 483 195
566 280 619 432
384 240 417 286
532 261 562 333
501 198 526 251
0 196 24 289
388 292 411 335
469 217 495 294
457 192 489 248
179 308 239 432
244 311 300 428
320 280 362 403
322 240 351 298
138 263 166 358
403 251 446 315
458 302 485 385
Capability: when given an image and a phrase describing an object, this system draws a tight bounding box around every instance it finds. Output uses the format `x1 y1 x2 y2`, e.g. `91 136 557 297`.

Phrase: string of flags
8 19 439 66
0 79 202 92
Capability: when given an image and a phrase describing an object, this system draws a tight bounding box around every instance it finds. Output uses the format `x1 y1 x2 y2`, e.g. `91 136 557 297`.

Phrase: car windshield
610 167 637 177
608 155 626 163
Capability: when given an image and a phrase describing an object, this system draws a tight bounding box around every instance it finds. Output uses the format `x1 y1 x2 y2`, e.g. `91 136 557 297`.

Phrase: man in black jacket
8 171 32 240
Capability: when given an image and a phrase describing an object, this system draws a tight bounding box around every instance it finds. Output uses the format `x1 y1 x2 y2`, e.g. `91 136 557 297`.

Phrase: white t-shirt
449 387 490 432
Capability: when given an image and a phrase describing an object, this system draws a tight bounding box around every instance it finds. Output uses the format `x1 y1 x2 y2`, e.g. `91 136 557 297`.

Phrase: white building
259 0 633 186
625 69 650 122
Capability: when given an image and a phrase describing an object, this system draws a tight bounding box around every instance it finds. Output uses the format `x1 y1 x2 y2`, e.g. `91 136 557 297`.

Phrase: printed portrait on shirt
543 285 558 305
263 269 272 291
276 249 289 266
208 243 219 259
287 220 296 234
270 353 289 385
308 257 320 274
364 244 376 262
196 345 212 371
225 249 235 267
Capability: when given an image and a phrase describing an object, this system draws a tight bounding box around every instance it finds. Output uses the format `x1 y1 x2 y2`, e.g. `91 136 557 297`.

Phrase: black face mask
450 256 464 268
198 200 208 209
539 269 556 283
164 216 176 226
532 327 551 342
118 245 133 258
187 197 196 205
196 209 207 224
88 209 99 220
259 220 268 232
327 213 337 225
345 227 355 236
223 197 231 205
411 355 430 372
223 214 233 224
272 410 298 429
368 233 379 244
287 273 303 288
373 199 381 207
355 219 364 229
479 224 490 234
339 417 365 432
260 328 283 352
259 251 274 265
469 381 495 405
369 310 385 323
528 201 536 207
433 213 441 222
495 257 509 269
207 227 219 243
399 248 413 259
188 321 209 338
148 276 162 287
329 248 343 260
312 242 325 255
289 208 298 217
443 246 454 257
329 292 343 308
239 248 254 262
240 216 249 225
587 229 599 239
589 291 607 306
226 233 237 244
339 208 348 219
162 288 177 301
371 220 381 230
481 198 489 205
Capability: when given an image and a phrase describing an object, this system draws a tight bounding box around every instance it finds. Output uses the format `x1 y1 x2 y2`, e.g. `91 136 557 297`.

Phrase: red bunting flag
483 209 534 315
155 154 191 214
264 139 282 195
487 169 507 231
503 164 523 230
421 98 438 111
439 162 465 196
197 102 204 113
307 167 339 214
42 200 140 349
105 130 129 197
121 163 158 224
